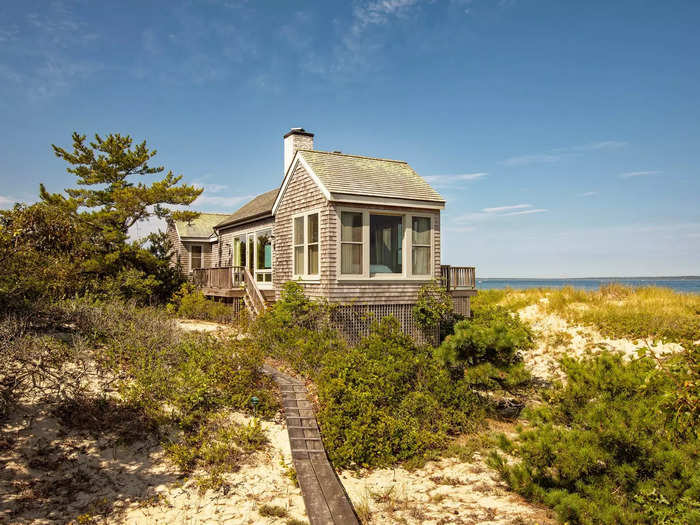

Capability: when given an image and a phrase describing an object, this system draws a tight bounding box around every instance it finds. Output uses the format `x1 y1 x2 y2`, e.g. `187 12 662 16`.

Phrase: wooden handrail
440 265 476 290
242 266 266 314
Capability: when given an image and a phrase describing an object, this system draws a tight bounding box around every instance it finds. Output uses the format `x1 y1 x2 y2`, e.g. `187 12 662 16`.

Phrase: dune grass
473 284 700 344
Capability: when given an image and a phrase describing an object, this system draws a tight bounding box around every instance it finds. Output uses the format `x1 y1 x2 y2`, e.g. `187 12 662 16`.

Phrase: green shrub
489 350 700 525
317 317 484 469
168 283 238 323
413 281 454 331
252 281 345 376
435 306 533 368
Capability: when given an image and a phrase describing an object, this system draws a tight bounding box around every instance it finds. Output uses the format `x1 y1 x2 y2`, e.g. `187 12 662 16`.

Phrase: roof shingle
174 213 229 239
299 150 444 204
215 188 278 229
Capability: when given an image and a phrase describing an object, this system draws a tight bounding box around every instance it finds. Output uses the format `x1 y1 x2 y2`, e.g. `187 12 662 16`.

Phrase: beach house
167 128 476 340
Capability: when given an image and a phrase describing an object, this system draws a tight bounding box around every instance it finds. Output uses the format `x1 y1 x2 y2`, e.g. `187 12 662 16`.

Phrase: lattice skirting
330 304 438 346
452 296 472 317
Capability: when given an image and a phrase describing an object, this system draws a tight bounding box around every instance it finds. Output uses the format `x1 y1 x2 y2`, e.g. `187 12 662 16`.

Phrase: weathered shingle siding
166 221 189 274
272 163 442 305
273 162 330 300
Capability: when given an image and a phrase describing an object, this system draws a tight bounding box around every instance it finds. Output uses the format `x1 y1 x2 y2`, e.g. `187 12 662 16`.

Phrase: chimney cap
284 127 314 139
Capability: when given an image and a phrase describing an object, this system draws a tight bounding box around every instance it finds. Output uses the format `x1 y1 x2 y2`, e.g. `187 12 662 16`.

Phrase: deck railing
242 266 267 315
440 265 476 290
191 266 245 289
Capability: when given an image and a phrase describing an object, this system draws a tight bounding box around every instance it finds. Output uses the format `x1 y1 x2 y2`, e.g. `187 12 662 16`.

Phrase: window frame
409 213 433 277
189 243 205 272
291 209 322 281
335 207 435 281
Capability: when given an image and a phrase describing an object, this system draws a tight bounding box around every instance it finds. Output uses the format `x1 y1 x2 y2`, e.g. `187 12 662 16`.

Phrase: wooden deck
192 265 476 298
263 365 360 525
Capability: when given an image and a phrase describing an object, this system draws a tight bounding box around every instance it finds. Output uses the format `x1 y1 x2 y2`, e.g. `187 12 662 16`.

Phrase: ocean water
477 277 700 294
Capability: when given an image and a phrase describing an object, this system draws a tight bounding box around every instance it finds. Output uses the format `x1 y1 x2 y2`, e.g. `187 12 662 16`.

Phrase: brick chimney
284 128 314 175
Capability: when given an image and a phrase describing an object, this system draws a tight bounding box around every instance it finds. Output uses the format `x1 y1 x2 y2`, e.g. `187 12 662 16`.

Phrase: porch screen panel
340 212 362 274
370 215 403 274
411 217 431 275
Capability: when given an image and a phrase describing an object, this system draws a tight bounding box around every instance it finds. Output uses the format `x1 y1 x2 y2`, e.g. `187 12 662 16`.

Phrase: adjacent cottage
167 128 476 340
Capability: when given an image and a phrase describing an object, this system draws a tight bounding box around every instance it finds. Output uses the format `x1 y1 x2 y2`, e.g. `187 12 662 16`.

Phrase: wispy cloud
500 208 548 216
482 203 531 213
192 194 252 210
501 154 561 167
503 140 627 167
579 191 597 197
0 195 17 208
333 0 423 74
619 170 661 179
423 172 487 185
193 182 229 194
554 141 627 153
453 203 548 224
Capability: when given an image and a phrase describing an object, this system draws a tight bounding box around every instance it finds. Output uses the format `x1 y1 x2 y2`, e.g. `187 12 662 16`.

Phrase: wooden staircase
240 266 268 316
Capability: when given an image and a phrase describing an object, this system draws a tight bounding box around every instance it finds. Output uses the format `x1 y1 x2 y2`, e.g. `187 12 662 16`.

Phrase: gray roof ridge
298 149 409 165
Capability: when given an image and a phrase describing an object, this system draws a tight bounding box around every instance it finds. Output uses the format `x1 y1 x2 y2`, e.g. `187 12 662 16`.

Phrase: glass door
255 229 272 285
247 233 254 274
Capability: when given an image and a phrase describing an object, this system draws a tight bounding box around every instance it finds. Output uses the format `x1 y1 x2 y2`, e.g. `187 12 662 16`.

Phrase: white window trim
189 243 205 272
335 207 435 281
253 228 273 287
292 209 322 282
218 224 275 288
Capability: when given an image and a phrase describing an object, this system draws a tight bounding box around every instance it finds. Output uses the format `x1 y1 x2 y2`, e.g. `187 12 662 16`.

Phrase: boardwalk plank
265 365 360 525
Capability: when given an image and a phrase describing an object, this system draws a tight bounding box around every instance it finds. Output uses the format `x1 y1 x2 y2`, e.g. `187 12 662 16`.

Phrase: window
370 214 403 274
412 216 431 275
307 214 319 275
294 217 305 275
191 245 202 270
247 235 254 272
293 212 320 277
340 211 363 275
233 235 246 267
337 210 434 280
256 230 272 282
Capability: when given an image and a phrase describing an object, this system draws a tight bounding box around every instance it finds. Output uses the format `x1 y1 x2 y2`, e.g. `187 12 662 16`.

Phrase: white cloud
579 191 597 197
503 140 626 167
193 182 229 193
482 204 531 213
619 170 661 178
423 172 487 185
0 195 16 208
500 208 548 216
501 154 561 167
192 194 252 210
555 141 627 153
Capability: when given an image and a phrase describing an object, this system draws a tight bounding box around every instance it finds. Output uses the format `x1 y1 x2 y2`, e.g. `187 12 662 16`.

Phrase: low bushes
252 281 346 376
1 298 277 489
167 283 239 324
489 349 700 525
317 317 485 469
436 306 534 368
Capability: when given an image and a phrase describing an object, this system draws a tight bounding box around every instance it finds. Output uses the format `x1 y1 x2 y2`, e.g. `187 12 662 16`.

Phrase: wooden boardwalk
263 365 360 525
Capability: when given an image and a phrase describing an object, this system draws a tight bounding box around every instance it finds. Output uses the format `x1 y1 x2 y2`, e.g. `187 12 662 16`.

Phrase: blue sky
1 0 698 277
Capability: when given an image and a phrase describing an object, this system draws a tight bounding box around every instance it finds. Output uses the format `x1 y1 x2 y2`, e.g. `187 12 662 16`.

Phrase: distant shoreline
474 276 700 293
478 276 700 280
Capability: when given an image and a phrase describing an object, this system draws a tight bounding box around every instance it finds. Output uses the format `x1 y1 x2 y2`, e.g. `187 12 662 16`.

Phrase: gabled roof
272 150 445 213
215 188 278 229
174 213 229 239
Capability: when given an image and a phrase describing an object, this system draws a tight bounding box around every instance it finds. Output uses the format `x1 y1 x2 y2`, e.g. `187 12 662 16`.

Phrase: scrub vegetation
3 131 698 523
473 284 700 344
